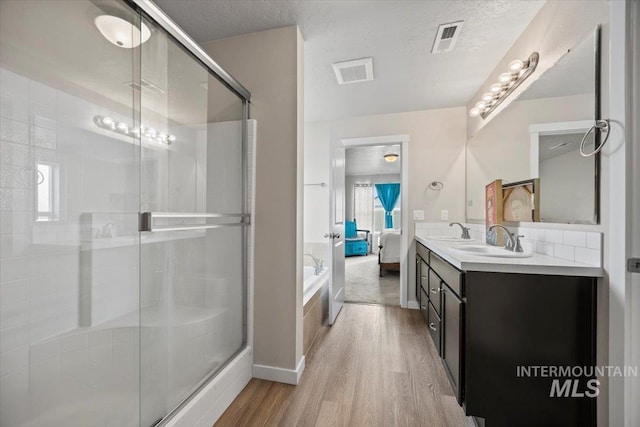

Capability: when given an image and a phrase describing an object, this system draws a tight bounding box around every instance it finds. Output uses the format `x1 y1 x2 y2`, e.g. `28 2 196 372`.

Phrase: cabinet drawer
416 242 430 263
420 287 429 324
428 268 441 315
427 301 441 355
430 252 463 297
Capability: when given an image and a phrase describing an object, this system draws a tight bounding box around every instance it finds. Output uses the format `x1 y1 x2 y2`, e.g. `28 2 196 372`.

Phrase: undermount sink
450 244 533 258
425 236 475 242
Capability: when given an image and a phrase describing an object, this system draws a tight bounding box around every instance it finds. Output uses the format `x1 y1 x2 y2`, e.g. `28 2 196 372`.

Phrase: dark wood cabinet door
442 283 463 403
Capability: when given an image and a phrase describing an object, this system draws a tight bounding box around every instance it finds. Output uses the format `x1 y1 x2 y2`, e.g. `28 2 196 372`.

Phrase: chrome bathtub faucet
304 254 324 275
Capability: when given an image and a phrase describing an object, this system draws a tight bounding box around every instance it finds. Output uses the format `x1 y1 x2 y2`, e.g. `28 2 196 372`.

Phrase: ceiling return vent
332 57 374 85
123 78 166 95
431 20 464 54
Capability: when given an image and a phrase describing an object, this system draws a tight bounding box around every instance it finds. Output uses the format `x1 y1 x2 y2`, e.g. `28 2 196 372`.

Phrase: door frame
331 134 410 308
609 1 639 426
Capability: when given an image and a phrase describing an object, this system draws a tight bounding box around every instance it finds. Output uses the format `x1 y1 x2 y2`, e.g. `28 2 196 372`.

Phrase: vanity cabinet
415 240 597 426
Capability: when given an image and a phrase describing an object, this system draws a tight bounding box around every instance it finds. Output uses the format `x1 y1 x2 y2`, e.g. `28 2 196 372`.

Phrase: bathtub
303 266 330 355
303 266 329 305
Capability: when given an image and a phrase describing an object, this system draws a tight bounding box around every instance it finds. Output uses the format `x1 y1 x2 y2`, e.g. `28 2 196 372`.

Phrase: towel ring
580 119 610 157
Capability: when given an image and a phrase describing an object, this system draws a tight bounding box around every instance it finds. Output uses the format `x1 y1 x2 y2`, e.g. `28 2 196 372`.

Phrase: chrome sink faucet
304 254 324 275
449 222 471 239
487 224 525 252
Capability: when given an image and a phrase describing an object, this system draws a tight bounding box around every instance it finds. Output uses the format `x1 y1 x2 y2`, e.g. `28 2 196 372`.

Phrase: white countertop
416 236 603 277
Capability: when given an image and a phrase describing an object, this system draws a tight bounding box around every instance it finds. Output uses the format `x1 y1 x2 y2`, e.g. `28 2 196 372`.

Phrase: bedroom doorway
329 135 409 312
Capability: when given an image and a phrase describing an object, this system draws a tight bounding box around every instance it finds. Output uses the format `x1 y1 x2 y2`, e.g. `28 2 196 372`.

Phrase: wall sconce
384 153 399 163
469 52 539 119
94 115 175 145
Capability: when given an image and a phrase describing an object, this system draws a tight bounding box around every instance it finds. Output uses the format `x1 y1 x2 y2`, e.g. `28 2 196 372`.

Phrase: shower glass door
138 14 247 426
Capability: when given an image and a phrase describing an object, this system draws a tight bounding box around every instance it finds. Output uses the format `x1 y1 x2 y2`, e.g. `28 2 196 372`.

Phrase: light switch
413 210 425 220
440 210 449 221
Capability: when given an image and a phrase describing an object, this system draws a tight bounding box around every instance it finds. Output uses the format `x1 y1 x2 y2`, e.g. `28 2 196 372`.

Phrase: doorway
328 135 409 323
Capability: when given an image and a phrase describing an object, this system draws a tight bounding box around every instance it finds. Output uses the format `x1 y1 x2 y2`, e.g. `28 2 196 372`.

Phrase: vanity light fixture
469 52 539 119
384 153 399 163
95 15 151 48
94 115 174 145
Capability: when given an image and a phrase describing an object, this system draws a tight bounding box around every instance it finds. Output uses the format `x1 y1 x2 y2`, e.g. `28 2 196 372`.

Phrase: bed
378 230 401 277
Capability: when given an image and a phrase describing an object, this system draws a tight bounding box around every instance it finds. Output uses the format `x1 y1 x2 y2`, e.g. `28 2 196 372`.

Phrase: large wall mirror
466 27 601 224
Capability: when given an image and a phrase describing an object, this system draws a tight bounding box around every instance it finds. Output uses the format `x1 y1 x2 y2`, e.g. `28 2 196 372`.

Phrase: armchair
344 219 370 257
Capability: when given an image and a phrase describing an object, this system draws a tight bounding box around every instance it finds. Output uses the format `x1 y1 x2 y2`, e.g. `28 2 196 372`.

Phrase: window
353 183 373 231
36 162 58 221
373 193 401 232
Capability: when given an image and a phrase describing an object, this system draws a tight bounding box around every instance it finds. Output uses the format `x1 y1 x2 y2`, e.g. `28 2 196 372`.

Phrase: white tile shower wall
414 222 602 267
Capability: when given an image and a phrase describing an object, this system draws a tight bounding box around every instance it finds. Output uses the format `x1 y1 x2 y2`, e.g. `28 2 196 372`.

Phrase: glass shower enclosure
0 0 250 425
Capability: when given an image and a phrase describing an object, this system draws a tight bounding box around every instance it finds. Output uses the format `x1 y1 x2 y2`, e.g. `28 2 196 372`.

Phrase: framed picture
485 179 504 246
502 179 540 222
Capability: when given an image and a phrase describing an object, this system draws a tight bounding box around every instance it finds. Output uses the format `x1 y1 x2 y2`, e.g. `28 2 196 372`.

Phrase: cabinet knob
421 305 427 310
429 323 437 331
430 288 438 294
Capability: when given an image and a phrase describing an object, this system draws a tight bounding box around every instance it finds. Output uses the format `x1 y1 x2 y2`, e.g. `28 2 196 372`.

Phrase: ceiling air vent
123 78 165 95
431 20 464 54
332 57 374 85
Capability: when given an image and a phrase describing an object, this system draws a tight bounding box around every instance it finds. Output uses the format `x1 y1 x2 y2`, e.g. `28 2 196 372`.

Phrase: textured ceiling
153 0 546 122
346 145 401 176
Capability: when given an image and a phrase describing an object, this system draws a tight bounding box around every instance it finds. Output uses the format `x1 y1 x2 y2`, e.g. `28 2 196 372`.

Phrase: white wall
202 26 306 376
304 107 467 305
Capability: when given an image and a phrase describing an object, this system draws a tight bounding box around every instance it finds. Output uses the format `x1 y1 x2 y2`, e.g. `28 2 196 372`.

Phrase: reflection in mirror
532 122 596 223
466 28 600 224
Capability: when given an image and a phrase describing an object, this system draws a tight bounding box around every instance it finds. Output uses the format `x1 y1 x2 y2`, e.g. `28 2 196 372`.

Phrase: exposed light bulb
475 101 487 109
498 72 514 84
509 59 525 73
469 107 481 117
489 83 503 94
481 92 495 103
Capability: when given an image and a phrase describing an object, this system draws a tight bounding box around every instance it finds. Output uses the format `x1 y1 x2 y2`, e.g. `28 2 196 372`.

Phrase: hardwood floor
215 303 473 427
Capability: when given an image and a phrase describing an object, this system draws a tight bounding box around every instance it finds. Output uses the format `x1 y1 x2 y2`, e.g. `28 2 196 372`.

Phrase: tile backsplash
415 222 602 267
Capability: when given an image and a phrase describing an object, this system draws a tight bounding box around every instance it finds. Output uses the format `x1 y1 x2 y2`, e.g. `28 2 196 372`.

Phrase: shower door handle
139 212 249 232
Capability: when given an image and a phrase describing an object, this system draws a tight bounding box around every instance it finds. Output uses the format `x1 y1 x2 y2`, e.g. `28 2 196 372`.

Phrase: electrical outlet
413 210 425 220
467 200 473 207
440 210 449 221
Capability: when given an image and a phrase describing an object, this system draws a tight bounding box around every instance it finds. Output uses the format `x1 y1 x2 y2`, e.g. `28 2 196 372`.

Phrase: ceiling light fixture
94 115 174 145
384 153 399 163
95 15 151 48
469 52 539 119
